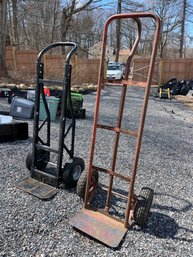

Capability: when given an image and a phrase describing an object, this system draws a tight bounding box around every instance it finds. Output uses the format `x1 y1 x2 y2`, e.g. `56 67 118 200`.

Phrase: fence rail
6 47 193 85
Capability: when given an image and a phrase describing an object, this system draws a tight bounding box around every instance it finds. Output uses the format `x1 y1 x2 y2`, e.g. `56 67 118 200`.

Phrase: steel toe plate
69 208 127 248
16 177 58 199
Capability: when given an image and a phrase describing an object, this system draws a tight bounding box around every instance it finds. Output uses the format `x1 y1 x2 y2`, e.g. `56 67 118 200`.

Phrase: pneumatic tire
134 187 154 228
76 169 99 199
62 157 85 188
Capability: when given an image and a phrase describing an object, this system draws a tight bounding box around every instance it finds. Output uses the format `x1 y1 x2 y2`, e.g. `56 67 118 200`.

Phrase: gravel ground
0 86 192 257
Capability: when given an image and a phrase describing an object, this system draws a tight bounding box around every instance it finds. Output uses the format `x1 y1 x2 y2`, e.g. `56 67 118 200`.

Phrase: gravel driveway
0 86 192 257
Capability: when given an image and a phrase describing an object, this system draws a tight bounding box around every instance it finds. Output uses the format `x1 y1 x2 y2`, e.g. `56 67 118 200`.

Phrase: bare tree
179 0 193 57
18 0 61 49
0 0 7 74
111 0 145 60
50 0 61 44
6 0 19 47
60 0 102 44
179 0 186 58
2 0 193 62
4 0 104 53
12 0 18 45
146 0 181 58
70 9 97 57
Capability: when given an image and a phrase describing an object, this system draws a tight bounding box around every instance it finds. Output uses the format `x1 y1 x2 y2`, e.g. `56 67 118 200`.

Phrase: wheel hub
73 165 82 180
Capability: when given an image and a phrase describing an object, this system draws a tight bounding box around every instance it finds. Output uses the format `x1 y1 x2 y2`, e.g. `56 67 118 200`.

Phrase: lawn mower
17 42 85 199
67 92 86 118
69 13 160 247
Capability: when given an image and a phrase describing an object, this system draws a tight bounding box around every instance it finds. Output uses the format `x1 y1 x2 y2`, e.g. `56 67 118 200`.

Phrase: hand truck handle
104 12 160 26
124 17 141 80
100 12 160 83
36 42 78 64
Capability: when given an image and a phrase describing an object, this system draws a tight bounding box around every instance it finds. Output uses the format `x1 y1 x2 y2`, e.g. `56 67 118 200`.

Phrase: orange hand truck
69 12 161 248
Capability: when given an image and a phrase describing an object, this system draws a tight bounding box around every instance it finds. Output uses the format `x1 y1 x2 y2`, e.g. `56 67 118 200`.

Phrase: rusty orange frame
84 12 160 227
69 13 161 248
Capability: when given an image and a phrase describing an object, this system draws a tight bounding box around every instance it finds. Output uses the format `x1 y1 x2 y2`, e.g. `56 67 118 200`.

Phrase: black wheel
80 109 86 119
134 187 154 228
62 157 85 188
26 149 50 171
26 152 32 171
77 169 99 199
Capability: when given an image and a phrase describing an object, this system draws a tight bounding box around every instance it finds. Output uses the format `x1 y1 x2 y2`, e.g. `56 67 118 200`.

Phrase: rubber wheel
26 149 50 171
134 187 154 228
62 157 85 188
76 169 99 199
80 109 86 119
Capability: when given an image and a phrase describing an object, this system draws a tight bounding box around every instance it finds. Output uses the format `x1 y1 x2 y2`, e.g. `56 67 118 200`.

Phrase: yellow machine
159 87 171 99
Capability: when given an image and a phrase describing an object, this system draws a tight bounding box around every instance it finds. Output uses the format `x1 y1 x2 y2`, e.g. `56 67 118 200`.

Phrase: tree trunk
12 0 19 47
0 0 7 74
50 0 58 44
60 1 94 54
179 0 186 58
115 0 121 62
60 8 72 54
61 8 71 41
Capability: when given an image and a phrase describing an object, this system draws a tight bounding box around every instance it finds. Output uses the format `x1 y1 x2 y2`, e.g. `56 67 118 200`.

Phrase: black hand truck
17 42 85 199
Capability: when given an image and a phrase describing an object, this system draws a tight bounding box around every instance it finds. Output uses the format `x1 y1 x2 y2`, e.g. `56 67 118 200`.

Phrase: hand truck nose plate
69 208 127 248
16 177 58 199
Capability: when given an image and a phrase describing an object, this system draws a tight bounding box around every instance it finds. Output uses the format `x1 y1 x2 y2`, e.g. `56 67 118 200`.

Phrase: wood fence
132 58 193 84
6 47 100 84
5 47 193 85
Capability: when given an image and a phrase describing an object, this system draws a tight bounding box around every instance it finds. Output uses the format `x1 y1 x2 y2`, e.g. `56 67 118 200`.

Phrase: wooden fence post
12 46 17 71
158 59 163 85
44 54 47 77
74 53 78 84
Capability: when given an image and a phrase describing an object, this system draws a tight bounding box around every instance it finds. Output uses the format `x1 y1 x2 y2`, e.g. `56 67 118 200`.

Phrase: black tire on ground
133 187 154 228
62 157 85 188
76 169 99 199
80 109 86 119
26 152 32 171
26 149 50 171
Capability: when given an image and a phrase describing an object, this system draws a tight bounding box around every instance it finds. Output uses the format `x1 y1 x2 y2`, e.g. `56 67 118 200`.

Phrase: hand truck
69 13 160 247
17 42 85 199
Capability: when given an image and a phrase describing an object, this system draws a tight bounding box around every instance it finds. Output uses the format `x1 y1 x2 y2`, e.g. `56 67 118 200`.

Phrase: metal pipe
124 14 161 228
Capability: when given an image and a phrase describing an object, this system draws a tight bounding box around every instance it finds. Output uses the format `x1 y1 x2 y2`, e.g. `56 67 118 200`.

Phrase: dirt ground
174 95 193 111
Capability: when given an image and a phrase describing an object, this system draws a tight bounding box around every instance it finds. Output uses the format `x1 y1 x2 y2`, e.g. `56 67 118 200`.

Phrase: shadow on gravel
142 192 193 242
67 186 193 251
143 211 193 243
153 192 192 213
145 212 178 238
91 188 193 244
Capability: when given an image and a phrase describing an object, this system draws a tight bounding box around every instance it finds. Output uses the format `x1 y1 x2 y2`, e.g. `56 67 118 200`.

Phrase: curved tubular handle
124 17 141 80
99 12 161 82
36 42 78 64
105 12 160 30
